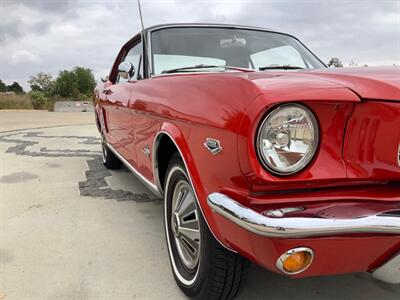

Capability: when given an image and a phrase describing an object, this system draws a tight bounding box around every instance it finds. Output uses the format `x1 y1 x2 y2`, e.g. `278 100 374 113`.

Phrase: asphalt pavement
1 111 399 300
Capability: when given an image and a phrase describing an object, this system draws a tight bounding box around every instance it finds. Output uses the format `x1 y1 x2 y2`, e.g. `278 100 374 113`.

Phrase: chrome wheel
171 179 201 270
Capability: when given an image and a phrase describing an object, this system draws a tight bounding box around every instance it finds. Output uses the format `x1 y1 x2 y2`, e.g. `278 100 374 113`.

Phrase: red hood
248 67 400 102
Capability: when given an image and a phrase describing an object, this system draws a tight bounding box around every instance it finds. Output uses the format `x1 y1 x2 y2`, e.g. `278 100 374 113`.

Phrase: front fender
155 122 236 251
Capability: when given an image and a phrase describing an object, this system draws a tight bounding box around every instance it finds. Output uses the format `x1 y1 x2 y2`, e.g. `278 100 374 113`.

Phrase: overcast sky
1 0 399 90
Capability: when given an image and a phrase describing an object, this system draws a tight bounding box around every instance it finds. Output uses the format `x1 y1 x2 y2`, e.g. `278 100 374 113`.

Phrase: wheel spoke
179 236 200 257
179 237 198 260
174 189 187 212
180 218 199 231
177 192 196 216
178 227 200 247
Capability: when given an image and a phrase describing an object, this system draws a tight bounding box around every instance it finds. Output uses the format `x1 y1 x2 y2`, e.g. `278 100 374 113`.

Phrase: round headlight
257 104 319 175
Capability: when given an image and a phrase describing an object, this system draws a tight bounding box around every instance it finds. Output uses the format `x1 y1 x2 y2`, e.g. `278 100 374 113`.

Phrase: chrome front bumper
207 192 400 238
208 192 400 284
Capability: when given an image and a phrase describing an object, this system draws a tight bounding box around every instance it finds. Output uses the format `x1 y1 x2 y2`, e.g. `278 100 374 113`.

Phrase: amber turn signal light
276 247 314 275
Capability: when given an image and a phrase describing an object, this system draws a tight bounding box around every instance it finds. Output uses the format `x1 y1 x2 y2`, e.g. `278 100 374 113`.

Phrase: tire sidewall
164 163 210 295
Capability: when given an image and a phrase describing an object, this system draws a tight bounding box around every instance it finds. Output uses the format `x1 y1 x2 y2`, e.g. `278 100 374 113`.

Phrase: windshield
150 27 325 75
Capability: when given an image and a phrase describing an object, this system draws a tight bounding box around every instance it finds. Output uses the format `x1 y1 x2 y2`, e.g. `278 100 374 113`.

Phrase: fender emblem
204 138 223 155
142 145 151 157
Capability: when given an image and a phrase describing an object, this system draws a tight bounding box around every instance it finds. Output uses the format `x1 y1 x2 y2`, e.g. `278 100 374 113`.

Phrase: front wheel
164 154 250 300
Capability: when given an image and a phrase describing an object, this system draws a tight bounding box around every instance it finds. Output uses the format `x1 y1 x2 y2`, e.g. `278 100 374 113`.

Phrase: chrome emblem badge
204 138 222 155
142 145 151 157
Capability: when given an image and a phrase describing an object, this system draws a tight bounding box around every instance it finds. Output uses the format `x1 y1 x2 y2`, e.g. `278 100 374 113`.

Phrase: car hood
248 67 400 102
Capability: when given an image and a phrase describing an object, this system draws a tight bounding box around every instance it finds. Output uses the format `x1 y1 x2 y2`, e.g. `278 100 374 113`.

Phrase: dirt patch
0 172 39 183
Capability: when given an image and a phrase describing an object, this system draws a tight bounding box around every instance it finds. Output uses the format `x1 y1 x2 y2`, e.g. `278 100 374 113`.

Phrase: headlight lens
257 104 319 175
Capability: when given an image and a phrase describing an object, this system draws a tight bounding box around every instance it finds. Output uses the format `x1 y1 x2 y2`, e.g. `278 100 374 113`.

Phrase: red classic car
94 23 400 299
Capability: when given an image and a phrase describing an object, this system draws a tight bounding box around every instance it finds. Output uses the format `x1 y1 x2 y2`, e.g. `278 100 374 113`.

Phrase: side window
118 42 142 83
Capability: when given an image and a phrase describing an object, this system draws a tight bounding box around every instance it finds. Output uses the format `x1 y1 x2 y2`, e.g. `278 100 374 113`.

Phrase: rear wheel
164 154 250 300
101 135 122 169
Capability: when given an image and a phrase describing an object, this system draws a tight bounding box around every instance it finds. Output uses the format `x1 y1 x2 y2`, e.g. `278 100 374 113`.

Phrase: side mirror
118 61 135 79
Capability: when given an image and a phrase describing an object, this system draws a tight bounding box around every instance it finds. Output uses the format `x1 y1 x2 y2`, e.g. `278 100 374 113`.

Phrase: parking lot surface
1 111 399 300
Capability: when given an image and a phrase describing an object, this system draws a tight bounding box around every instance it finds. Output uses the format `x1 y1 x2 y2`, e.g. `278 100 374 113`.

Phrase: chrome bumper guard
207 192 400 238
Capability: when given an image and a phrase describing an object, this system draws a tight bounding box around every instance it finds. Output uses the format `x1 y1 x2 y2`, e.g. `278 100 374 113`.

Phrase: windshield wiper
161 64 254 74
259 65 306 71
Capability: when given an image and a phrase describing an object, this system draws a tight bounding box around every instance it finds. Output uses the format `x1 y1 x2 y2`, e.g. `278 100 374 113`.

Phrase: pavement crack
7 204 43 220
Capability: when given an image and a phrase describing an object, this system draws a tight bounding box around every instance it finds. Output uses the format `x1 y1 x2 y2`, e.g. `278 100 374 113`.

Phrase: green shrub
45 97 55 111
28 91 47 109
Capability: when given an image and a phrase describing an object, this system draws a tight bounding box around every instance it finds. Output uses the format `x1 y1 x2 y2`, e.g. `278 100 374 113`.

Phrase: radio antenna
137 0 150 76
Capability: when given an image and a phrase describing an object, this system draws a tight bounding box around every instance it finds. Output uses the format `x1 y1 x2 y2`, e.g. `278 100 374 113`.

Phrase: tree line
0 80 24 94
0 66 96 98
0 66 96 109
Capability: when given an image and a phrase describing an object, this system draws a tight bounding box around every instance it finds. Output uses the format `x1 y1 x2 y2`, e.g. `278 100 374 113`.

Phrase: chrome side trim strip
372 252 400 284
105 143 161 197
208 192 400 238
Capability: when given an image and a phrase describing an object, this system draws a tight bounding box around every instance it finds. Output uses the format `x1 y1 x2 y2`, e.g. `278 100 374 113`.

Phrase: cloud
0 0 80 42
50 23 82 37
4 0 76 15
0 0 399 89
11 50 40 64
0 18 24 42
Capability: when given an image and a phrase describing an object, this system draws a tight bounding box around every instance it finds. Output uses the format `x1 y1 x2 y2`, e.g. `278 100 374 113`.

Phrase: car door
104 41 142 162
128 52 158 182
130 93 158 183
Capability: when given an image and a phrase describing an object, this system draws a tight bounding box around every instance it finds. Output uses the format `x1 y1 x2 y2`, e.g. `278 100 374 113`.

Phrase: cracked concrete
0 111 399 300
79 156 160 203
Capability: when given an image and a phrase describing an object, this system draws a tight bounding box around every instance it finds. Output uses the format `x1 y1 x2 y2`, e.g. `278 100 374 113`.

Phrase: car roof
122 23 295 53
143 23 287 35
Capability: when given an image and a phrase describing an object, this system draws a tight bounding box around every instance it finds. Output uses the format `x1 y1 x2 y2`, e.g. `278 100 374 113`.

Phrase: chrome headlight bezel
256 103 319 176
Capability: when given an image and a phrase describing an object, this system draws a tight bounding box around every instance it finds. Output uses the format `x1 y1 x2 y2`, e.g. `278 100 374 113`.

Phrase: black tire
101 136 122 169
164 153 250 300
